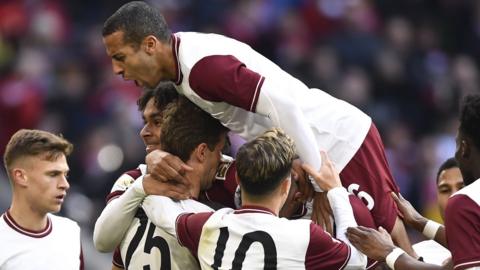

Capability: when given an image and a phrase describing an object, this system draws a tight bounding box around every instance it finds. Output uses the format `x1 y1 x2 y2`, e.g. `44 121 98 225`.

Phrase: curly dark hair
137 83 178 112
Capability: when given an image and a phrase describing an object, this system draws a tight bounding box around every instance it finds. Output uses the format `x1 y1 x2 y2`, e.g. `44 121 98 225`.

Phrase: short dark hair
459 94 480 150
236 128 296 197
436 158 458 183
137 83 178 112
160 97 228 162
4 129 73 178
103 1 171 46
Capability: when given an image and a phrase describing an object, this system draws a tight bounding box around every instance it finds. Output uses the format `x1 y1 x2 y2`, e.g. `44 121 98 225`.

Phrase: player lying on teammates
346 94 480 270
102 1 415 256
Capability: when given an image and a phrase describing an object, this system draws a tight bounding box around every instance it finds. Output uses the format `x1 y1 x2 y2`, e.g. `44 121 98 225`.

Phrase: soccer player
412 158 463 265
0 129 83 269
102 1 414 255
346 94 480 270
141 128 368 269
94 87 231 269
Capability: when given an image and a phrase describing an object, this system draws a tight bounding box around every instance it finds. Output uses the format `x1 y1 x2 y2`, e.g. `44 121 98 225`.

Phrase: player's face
140 98 162 153
103 31 160 88
437 167 464 220
279 159 305 218
24 154 70 215
201 134 226 190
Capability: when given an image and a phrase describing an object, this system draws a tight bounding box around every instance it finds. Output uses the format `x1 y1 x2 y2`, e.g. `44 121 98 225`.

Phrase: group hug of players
1 1 479 269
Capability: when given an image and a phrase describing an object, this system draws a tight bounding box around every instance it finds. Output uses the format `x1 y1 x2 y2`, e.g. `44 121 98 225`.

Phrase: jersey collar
3 210 52 238
171 33 183 85
234 205 276 216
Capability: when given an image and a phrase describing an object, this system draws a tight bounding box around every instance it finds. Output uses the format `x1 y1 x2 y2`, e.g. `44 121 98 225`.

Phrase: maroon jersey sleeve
176 212 214 257
189 55 264 112
204 162 238 208
445 194 480 270
305 223 351 270
112 246 124 268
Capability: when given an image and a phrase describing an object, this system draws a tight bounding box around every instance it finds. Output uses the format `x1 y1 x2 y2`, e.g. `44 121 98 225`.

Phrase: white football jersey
118 208 199 270
0 211 82 270
114 176 214 270
176 207 352 270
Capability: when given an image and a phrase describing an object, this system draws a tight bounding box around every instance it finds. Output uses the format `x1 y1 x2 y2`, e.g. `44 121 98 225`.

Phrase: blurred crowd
1 0 479 267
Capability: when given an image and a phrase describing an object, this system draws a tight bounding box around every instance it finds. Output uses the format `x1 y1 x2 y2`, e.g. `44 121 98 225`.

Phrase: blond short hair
3 129 73 178
236 128 296 196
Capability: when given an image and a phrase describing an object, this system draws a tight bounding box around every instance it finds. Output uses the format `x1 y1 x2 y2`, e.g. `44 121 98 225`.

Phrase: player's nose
112 61 124 75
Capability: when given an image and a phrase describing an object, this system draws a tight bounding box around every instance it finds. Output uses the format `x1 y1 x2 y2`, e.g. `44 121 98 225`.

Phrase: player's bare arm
146 149 193 185
346 226 449 270
392 192 447 248
143 174 190 199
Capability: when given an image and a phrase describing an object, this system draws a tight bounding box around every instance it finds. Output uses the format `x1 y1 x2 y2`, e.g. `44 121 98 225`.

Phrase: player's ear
143 35 158 54
11 168 28 187
194 143 208 162
460 138 471 158
280 176 291 197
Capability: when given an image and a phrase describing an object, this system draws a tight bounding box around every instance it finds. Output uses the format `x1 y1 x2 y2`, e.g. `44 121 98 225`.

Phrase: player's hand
346 226 395 262
311 192 334 235
142 174 191 200
291 158 314 202
301 151 341 191
391 192 427 232
146 149 193 186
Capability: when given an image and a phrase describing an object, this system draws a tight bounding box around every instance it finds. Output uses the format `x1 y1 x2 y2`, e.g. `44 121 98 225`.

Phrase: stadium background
0 0 477 268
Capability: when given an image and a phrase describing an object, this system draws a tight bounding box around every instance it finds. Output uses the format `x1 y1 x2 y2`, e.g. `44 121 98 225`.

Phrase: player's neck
242 195 282 216
10 196 49 231
185 171 201 199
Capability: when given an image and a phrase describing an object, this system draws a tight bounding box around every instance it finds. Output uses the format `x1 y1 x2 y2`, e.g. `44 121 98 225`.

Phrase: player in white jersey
346 94 480 270
141 128 367 269
0 129 83 270
412 158 462 265
94 86 231 269
101 1 415 256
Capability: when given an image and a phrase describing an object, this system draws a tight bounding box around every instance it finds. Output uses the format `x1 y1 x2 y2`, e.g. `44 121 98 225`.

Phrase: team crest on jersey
215 159 233 181
112 175 135 192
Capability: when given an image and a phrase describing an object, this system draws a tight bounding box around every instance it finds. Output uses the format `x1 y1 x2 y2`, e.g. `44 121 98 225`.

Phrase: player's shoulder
111 164 146 192
452 178 480 206
47 214 80 231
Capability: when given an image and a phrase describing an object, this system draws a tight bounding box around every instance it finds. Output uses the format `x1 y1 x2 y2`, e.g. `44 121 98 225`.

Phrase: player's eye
154 118 162 126
438 187 450 194
113 55 125 62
